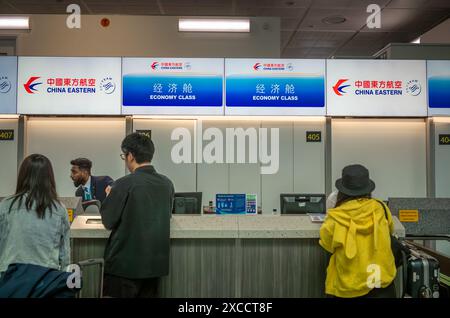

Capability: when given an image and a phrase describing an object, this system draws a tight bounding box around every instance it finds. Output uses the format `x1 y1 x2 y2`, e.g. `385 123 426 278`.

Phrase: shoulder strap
375 199 388 221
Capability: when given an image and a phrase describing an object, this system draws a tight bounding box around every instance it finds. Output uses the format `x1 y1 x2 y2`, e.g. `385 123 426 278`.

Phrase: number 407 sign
0 129 14 141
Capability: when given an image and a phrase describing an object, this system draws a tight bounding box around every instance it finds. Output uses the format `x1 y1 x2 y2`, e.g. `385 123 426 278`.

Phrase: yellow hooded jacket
319 198 396 298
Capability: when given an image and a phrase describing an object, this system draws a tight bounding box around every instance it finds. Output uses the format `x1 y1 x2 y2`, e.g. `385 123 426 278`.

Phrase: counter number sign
439 134 450 145
0 129 14 141
136 130 152 140
306 131 321 143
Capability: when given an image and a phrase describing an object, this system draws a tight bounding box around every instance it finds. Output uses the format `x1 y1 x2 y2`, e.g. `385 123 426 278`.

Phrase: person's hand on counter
105 185 112 197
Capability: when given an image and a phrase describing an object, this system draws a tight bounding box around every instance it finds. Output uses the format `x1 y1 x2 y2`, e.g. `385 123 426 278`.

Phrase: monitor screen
280 194 326 214
173 192 202 214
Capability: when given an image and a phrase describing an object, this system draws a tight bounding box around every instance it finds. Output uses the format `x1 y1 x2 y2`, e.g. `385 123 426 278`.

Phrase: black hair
335 191 372 208
70 157 92 173
121 132 155 164
9 154 59 219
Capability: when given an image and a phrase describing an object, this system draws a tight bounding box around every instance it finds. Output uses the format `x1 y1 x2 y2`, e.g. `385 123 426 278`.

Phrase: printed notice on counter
308 213 326 223
399 209 419 223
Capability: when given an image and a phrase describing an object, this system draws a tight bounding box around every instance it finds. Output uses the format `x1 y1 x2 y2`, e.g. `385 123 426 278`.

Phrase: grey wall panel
240 239 328 298
26 118 126 197
294 120 326 194
0 119 18 197
261 121 293 214
71 237 328 298
163 239 236 297
133 119 196 193
332 119 427 200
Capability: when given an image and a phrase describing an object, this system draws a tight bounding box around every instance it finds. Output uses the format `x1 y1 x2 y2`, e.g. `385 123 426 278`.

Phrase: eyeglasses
120 153 128 160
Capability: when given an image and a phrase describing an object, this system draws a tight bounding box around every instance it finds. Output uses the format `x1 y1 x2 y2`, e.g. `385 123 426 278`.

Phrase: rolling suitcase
76 258 104 298
405 243 440 298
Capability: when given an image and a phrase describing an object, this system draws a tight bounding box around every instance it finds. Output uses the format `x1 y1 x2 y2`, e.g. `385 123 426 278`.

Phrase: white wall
196 118 325 213
293 120 326 194
16 15 280 58
0 118 18 197
434 120 450 198
262 121 293 213
25 117 126 197
433 119 450 256
331 119 427 200
261 119 326 213
128 118 327 213
133 119 196 192
421 18 450 44
197 120 229 207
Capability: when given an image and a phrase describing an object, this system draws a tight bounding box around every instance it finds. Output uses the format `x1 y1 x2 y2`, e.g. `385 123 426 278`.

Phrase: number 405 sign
306 131 321 143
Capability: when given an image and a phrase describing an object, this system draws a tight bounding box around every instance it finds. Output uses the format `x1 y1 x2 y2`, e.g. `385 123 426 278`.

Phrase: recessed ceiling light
179 18 250 32
0 16 30 29
322 16 347 25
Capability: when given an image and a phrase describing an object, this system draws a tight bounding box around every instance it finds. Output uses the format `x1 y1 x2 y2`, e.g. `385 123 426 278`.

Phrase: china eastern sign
122 58 224 115
0 56 17 114
327 60 427 117
225 59 325 115
18 57 121 115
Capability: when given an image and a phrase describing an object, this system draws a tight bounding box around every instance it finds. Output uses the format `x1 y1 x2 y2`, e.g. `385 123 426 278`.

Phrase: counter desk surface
70 214 406 239
71 214 406 298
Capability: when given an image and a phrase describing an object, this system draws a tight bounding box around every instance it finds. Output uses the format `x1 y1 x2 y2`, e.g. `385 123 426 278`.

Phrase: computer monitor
280 194 326 214
173 192 202 214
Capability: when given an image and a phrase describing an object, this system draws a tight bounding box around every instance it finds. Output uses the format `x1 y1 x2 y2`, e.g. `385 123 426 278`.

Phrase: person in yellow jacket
319 164 397 298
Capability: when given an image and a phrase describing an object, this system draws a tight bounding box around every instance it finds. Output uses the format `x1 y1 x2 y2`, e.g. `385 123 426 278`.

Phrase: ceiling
1 0 449 58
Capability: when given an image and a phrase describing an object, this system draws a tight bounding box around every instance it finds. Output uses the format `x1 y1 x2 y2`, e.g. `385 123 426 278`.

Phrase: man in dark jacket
100 133 174 298
70 158 114 204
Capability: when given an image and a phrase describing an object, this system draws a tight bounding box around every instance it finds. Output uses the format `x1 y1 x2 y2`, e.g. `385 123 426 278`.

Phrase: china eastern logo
24 76 42 94
100 77 116 94
406 80 421 96
332 78 420 96
23 76 115 95
253 63 262 71
253 62 292 71
151 62 159 70
151 61 184 70
332 79 350 96
0 76 12 94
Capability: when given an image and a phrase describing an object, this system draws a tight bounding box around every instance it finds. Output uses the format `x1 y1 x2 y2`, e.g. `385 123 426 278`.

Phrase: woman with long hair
0 154 70 277
319 164 397 298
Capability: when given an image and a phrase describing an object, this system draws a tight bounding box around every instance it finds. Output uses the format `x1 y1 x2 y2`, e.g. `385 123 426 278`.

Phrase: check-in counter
70 215 405 298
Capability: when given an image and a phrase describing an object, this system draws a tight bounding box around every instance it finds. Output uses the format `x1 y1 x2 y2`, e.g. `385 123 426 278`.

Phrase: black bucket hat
335 164 375 196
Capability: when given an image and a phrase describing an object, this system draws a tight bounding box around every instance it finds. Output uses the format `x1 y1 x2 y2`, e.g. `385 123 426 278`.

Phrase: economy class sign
225 58 325 116
122 57 224 115
428 60 450 116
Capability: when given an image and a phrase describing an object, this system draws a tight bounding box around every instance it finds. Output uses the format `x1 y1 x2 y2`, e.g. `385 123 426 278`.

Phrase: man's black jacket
100 165 174 279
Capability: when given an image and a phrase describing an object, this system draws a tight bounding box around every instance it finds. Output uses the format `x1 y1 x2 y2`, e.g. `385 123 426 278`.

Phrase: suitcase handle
405 234 450 242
